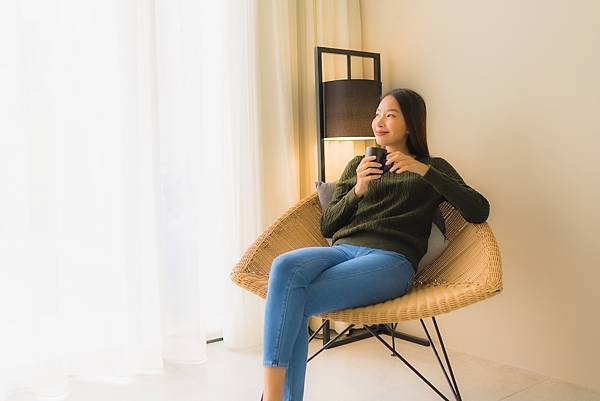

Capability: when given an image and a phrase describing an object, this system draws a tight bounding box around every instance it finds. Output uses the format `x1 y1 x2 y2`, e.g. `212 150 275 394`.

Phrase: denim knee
269 253 304 284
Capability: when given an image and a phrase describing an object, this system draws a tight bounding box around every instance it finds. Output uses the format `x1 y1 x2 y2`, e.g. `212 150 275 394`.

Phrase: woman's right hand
354 155 383 198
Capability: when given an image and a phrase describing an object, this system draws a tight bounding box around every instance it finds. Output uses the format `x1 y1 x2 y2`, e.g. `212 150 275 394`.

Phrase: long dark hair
381 88 430 158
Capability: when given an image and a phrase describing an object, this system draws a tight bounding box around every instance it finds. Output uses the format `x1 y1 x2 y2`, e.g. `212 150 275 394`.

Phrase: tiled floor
8 335 600 401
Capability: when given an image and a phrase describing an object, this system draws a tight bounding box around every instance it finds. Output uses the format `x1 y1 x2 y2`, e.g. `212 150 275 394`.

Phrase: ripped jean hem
262 361 289 368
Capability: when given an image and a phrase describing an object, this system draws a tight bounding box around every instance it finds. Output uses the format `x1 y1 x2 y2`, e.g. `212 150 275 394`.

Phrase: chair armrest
230 192 329 299
414 220 503 295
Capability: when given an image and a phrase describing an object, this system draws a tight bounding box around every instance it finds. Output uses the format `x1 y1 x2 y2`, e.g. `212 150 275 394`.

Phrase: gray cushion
314 180 449 269
417 223 449 272
315 181 338 212
315 181 337 246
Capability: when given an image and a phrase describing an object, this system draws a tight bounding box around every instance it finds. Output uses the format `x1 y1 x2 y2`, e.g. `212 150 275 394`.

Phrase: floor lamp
314 46 381 182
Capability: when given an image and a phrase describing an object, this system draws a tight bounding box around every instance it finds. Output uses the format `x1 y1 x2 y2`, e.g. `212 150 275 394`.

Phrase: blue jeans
262 243 416 401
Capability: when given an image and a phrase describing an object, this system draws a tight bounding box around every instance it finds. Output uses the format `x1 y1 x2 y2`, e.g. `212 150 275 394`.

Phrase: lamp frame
314 46 381 182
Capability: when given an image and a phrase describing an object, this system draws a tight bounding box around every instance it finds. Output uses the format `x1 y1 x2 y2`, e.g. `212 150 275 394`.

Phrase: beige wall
360 0 600 393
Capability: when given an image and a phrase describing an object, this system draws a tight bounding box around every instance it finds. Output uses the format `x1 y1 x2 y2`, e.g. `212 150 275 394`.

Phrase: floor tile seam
495 377 552 401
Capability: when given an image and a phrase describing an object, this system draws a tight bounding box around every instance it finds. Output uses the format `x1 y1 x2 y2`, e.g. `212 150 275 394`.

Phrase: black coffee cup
365 146 389 175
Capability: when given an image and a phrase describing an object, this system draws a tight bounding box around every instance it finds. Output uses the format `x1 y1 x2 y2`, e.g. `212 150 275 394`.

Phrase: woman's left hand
385 150 431 177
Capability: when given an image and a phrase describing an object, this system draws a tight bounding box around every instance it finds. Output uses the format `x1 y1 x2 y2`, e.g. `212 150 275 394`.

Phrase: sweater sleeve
320 156 362 238
422 157 490 224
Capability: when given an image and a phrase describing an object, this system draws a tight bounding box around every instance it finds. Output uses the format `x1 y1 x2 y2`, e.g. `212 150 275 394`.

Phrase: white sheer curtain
0 0 297 399
0 2 159 397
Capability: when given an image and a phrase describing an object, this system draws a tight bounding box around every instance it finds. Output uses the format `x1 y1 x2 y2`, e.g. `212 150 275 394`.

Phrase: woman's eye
387 114 393 117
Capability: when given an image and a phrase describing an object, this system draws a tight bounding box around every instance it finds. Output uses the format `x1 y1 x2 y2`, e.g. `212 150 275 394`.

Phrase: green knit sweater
320 155 490 271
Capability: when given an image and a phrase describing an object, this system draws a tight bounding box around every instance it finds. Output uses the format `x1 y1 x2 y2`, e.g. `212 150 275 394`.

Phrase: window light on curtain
0 0 255 399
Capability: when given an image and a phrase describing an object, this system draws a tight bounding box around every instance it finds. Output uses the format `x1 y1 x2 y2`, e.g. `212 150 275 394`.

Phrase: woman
260 88 490 401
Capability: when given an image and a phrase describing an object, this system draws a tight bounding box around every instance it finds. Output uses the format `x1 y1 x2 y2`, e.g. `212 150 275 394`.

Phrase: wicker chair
230 192 502 401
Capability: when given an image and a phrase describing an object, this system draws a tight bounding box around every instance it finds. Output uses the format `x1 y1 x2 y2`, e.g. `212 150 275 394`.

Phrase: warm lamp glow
324 139 377 182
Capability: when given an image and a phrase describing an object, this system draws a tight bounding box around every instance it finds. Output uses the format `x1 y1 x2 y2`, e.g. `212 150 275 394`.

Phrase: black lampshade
323 79 382 139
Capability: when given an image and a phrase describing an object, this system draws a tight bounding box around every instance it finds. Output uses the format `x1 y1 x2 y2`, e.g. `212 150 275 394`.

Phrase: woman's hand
354 155 383 198
385 150 430 176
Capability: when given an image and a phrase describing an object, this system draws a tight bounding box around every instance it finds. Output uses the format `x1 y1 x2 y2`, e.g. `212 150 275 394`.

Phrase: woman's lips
375 131 388 136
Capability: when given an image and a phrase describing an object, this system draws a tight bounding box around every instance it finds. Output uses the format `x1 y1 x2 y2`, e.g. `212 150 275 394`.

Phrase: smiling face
371 95 410 153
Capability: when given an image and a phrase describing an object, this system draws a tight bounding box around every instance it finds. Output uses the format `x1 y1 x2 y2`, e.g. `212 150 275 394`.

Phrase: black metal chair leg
363 324 453 401
419 318 458 399
307 323 355 363
322 318 330 344
432 317 463 401
307 317 464 401
386 323 397 354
